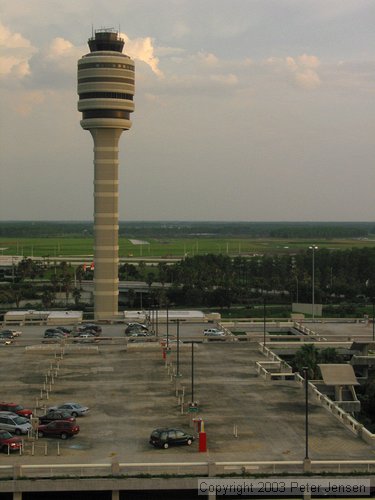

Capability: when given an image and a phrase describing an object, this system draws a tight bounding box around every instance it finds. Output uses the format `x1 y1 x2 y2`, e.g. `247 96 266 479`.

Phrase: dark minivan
150 428 194 449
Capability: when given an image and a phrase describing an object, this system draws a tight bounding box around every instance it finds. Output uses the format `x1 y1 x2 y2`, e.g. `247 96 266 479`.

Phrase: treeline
1 221 374 239
2 247 375 313
121 247 375 309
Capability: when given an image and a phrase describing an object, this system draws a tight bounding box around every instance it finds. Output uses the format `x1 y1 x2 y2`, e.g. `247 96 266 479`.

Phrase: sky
0 0 374 222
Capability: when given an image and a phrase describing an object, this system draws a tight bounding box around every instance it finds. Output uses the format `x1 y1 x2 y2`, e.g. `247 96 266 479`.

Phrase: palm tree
72 287 81 307
293 344 320 379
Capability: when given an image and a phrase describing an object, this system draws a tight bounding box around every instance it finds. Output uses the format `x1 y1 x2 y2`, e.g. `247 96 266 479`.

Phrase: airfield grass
1 237 375 259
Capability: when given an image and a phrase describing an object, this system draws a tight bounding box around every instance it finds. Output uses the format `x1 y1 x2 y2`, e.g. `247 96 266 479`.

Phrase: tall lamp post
171 318 183 377
191 341 195 404
303 367 309 461
263 295 267 346
309 245 318 321
176 319 180 376
166 300 169 349
372 299 375 342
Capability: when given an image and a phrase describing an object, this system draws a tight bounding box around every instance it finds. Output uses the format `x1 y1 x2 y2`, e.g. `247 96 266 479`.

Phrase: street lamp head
309 245 318 250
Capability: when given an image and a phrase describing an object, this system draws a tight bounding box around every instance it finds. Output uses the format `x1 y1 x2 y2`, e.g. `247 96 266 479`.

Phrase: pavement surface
0 321 374 468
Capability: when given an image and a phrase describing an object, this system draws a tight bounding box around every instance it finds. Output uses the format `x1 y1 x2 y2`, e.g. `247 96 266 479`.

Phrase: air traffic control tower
77 29 135 320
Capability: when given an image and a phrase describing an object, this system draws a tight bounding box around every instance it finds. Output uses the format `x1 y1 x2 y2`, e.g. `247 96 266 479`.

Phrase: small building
4 309 82 326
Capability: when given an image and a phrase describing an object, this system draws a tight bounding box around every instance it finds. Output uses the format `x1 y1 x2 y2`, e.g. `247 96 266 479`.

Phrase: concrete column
208 461 217 477
112 491 120 500
13 493 22 500
91 129 123 320
303 458 312 472
111 461 120 475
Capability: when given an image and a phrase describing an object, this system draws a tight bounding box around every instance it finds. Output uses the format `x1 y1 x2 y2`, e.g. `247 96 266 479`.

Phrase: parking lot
0 322 374 466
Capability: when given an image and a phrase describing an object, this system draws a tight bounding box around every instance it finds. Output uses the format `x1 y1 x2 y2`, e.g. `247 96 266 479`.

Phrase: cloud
41 37 83 75
267 54 322 90
210 73 238 86
0 22 36 80
196 51 219 67
15 90 46 116
122 34 164 78
287 54 321 89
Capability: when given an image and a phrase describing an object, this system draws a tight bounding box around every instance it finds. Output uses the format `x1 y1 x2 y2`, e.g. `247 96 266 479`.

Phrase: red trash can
199 431 207 452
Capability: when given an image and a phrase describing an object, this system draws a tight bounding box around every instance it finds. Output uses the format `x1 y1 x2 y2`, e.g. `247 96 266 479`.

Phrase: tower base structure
91 128 122 320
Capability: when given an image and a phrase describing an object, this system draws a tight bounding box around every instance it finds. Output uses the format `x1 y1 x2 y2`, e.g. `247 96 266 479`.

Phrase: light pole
303 367 309 460
309 245 318 321
155 303 159 337
263 295 266 346
372 300 375 342
166 300 169 349
170 318 182 377
191 341 195 403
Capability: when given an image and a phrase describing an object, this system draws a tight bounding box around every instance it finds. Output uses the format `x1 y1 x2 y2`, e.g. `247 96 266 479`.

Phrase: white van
0 412 32 435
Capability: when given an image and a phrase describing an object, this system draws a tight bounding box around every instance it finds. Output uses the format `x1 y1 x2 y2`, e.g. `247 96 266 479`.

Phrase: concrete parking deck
0 325 373 468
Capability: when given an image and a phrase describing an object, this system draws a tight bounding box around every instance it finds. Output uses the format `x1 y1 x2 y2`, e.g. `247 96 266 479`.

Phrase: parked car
149 428 195 449
0 337 13 345
203 328 225 337
73 333 98 343
38 410 76 425
74 324 102 337
0 329 21 338
37 420 80 439
128 335 157 343
48 402 89 417
44 328 66 337
129 331 153 337
0 403 32 418
42 330 65 343
0 412 32 435
55 326 72 335
125 322 148 334
0 330 14 344
0 430 22 453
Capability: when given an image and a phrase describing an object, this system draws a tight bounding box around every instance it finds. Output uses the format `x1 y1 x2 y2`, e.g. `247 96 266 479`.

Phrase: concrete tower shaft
77 29 135 320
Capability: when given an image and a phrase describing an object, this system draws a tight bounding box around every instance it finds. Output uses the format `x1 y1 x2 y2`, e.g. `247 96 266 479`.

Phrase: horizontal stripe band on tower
94 147 119 152
94 245 119 252
94 278 120 284
94 225 119 230
95 213 119 218
94 180 119 185
94 160 119 164
94 192 119 197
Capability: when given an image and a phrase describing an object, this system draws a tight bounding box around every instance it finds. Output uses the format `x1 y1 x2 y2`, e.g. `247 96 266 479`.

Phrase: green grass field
1 236 374 259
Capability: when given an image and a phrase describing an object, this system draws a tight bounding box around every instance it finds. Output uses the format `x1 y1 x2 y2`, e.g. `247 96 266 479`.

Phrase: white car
203 328 225 337
48 402 89 417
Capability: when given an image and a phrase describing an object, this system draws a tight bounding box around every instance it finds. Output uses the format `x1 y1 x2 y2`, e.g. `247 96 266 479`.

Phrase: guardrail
294 372 375 444
0 459 375 480
258 342 375 445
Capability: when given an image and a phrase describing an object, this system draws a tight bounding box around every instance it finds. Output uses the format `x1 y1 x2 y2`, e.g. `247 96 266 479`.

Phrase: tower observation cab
77 29 135 320
78 28 135 131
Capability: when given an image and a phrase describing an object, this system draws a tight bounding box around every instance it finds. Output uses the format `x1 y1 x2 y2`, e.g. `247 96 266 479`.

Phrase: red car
37 420 80 439
0 429 22 453
0 403 32 418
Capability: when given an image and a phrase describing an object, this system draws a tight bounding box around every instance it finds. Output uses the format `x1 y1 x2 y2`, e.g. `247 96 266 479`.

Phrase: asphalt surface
0 320 374 468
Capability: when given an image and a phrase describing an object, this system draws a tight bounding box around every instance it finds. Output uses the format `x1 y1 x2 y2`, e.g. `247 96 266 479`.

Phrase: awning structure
318 363 360 412
318 364 359 386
